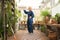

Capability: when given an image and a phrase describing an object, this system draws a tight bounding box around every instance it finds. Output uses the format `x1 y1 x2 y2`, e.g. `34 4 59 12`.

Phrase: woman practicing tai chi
24 7 34 33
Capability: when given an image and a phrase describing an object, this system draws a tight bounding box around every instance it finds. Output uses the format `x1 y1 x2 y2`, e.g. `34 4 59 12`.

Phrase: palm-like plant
41 10 50 17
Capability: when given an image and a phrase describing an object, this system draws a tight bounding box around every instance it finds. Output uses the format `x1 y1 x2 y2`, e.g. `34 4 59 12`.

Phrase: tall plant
6 1 18 36
0 1 5 40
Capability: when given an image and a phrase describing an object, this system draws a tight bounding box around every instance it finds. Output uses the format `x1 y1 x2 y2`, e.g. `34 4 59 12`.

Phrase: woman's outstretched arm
24 10 29 14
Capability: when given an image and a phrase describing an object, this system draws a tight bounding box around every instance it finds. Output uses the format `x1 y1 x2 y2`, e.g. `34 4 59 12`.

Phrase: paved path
7 30 49 40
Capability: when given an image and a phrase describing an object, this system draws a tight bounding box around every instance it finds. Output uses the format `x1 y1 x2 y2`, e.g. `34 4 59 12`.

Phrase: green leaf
41 10 50 17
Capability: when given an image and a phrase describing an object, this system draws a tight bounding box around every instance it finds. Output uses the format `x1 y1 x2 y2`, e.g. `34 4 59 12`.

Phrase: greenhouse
0 0 60 40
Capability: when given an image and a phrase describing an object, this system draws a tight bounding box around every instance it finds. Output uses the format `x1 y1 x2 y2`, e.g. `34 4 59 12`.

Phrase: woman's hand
29 16 32 19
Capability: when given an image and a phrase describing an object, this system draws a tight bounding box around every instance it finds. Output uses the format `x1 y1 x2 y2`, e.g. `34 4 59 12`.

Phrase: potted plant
40 10 50 33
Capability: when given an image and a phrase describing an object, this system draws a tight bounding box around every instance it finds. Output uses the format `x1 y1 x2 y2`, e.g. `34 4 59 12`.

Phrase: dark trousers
27 23 33 33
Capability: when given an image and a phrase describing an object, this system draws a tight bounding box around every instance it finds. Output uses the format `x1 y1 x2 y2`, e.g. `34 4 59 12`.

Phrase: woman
24 7 34 33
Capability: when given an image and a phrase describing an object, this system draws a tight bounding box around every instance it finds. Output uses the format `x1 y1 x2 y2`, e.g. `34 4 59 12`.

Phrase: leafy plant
0 0 17 40
41 10 50 17
0 0 21 40
15 9 21 17
6 1 21 36
40 25 46 33
6 1 18 36
0 1 4 40
55 13 60 24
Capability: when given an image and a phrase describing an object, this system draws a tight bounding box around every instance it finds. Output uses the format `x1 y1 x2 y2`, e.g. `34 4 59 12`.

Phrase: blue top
24 10 34 20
